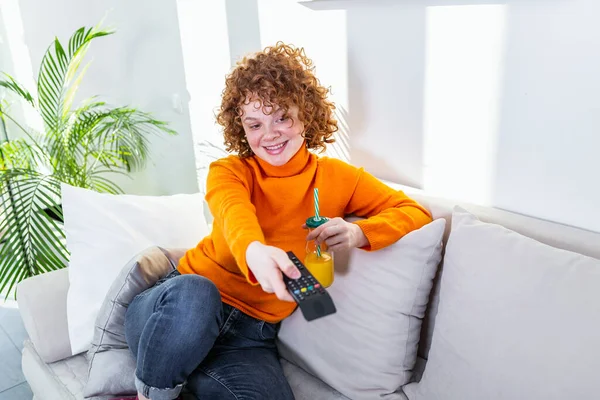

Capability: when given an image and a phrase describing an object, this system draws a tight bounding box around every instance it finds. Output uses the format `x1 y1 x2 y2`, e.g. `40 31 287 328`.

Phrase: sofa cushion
388 183 600 362
84 246 185 398
22 336 348 400
62 183 209 356
22 339 87 400
17 268 72 364
281 358 350 400
404 208 600 400
277 219 445 400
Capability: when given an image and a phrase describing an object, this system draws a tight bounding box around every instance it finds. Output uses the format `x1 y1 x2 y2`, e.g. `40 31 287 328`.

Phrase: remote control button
308 285 314 290
294 290 300 295
301 288 307 293
314 284 321 288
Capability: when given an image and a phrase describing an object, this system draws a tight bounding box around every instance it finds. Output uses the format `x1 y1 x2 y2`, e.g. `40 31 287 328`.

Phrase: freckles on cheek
245 132 257 144
245 134 261 151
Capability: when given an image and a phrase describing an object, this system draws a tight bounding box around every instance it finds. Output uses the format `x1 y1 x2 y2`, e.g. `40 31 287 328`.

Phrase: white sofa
16 188 600 400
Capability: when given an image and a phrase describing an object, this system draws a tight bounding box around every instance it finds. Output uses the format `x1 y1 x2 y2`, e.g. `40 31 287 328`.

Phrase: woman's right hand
246 241 301 302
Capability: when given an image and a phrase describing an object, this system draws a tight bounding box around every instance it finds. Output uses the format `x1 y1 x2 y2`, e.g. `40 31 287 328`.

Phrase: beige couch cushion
22 339 86 400
405 208 600 400
277 219 445 400
17 269 71 364
281 359 350 400
394 183 600 361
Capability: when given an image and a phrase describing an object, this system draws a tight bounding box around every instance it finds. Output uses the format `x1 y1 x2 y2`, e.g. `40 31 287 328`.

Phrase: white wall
0 0 32 138
255 0 599 233
490 1 600 233
3 0 198 195
4 0 598 233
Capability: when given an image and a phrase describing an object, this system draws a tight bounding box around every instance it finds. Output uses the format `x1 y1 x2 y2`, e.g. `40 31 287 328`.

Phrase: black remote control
283 251 336 321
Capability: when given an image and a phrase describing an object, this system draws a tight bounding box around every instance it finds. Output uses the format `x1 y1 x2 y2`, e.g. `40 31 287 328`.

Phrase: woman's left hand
304 217 369 253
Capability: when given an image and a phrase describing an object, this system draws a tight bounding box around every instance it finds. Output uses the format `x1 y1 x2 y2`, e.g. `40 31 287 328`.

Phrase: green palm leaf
0 24 177 298
37 26 113 135
89 108 175 171
0 170 67 296
0 138 45 170
0 73 36 108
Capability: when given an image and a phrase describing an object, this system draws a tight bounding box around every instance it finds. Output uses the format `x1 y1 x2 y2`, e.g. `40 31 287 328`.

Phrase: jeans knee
161 275 221 316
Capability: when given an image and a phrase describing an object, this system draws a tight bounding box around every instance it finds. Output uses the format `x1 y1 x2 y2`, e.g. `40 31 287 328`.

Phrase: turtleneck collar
253 145 312 178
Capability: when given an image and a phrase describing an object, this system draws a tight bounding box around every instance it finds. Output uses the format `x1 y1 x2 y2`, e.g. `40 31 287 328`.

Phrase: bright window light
423 5 507 205
1 0 42 134
176 0 231 190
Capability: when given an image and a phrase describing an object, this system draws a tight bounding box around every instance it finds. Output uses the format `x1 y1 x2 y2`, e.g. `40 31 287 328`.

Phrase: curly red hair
216 42 337 157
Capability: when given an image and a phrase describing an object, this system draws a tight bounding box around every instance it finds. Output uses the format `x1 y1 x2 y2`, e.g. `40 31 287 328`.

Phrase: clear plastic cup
305 216 334 287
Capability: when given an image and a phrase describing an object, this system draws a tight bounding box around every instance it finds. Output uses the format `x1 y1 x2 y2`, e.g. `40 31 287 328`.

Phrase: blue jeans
124 270 295 400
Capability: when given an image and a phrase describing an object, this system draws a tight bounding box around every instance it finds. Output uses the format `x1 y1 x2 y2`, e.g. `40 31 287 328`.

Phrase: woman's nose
263 127 281 141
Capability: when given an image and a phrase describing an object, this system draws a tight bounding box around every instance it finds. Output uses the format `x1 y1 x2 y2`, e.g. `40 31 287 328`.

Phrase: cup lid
306 216 329 228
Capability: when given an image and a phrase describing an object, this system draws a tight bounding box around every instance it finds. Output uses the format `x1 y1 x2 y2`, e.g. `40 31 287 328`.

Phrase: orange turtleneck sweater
177 146 432 323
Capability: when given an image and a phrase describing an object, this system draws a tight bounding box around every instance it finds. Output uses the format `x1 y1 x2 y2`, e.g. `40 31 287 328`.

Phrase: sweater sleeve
343 165 433 251
205 158 264 284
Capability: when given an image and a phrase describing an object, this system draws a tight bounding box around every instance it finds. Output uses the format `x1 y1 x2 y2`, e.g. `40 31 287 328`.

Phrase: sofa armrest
17 268 73 363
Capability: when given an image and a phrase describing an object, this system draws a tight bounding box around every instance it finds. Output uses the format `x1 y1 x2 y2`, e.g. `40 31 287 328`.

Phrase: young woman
122 43 432 400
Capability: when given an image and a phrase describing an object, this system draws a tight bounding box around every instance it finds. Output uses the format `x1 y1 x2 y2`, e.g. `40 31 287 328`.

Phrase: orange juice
304 251 334 287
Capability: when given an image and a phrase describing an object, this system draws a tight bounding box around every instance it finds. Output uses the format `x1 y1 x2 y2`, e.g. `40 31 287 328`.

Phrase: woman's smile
263 141 288 155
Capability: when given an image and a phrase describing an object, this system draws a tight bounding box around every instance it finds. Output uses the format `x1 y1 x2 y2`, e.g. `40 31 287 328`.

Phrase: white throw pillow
404 208 600 400
62 184 208 355
277 219 446 400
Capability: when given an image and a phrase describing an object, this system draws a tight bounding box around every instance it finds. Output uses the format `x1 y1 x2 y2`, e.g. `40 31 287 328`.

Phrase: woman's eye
277 117 289 123
250 124 261 130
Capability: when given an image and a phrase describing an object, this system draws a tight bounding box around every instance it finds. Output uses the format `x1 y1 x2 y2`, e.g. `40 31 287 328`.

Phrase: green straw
314 188 321 257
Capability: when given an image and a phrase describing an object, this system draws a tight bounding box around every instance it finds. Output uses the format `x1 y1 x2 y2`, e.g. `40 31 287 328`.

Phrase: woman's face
240 100 305 166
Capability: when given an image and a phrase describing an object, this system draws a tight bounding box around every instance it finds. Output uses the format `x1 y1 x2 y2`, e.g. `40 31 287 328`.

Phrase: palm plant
0 25 176 297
